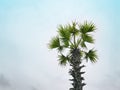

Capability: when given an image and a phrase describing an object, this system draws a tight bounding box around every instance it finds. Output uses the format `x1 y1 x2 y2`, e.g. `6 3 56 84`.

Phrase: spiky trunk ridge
69 48 86 90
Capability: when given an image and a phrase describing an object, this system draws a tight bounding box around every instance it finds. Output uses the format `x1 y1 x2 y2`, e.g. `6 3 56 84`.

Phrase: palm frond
60 38 69 47
87 22 96 32
58 46 64 52
58 54 69 66
67 22 79 36
58 25 71 40
80 21 96 34
58 25 72 47
85 49 98 63
80 40 87 48
48 36 60 49
81 33 94 43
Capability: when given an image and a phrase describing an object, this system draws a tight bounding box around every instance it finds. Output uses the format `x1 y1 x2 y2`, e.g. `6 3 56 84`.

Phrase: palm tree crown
49 21 97 65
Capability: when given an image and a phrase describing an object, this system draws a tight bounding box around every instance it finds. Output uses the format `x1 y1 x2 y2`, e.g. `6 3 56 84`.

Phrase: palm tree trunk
69 48 86 90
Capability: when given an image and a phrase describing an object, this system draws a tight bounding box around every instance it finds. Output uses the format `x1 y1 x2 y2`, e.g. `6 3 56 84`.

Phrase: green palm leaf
81 33 94 43
58 54 69 65
85 49 98 63
61 37 69 47
64 22 79 36
81 40 87 48
80 22 96 34
58 25 71 47
58 25 71 40
48 36 60 49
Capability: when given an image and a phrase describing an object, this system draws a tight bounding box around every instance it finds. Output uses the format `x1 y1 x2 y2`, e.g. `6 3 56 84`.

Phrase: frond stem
73 34 76 47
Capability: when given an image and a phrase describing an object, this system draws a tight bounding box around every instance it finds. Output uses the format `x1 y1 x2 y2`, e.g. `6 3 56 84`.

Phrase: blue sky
0 0 120 90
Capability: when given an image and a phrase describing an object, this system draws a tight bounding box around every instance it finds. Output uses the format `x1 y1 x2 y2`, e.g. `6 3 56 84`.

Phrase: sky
0 0 120 90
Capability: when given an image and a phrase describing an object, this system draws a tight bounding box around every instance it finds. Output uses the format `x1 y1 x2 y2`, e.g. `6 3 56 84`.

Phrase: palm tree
48 21 98 90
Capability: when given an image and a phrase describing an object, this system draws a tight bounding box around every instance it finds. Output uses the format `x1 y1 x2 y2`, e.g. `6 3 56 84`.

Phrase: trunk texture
69 48 86 90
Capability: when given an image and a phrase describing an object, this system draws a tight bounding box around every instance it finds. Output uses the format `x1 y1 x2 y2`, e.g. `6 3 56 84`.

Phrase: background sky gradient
0 0 120 90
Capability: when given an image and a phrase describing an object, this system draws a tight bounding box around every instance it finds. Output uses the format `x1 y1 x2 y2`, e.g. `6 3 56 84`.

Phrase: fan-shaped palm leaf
49 36 60 49
80 21 96 34
58 54 69 65
81 33 94 43
85 49 97 63
58 25 71 40
58 25 71 47
66 22 79 36
81 40 87 48
49 36 64 52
